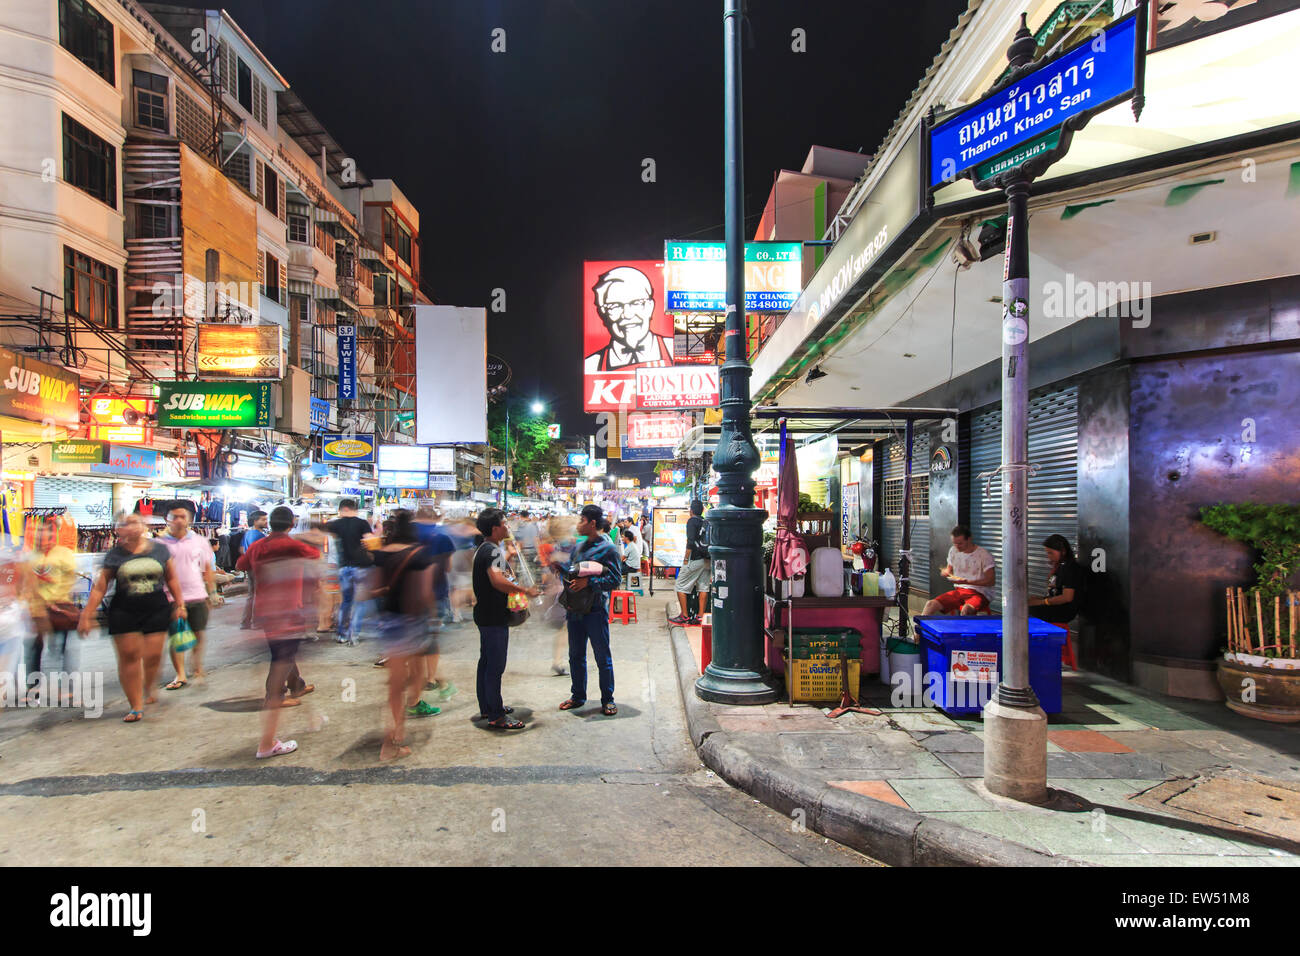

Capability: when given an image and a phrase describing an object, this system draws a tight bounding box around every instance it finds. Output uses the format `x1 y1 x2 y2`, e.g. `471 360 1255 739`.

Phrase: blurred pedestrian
159 501 218 689
327 498 373 645
79 513 187 722
239 510 269 629
27 519 79 701
236 506 319 759
372 509 442 761
559 505 622 716
414 505 456 700
473 508 537 730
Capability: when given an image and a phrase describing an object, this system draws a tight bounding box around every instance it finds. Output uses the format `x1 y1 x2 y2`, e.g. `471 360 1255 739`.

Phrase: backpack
691 515 710 560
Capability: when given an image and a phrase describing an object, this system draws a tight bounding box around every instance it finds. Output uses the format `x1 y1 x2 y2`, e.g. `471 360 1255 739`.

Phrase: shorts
108 601 170 637
933 588 990 613
675 558 711 593
376 612 436 657
184 599 209 633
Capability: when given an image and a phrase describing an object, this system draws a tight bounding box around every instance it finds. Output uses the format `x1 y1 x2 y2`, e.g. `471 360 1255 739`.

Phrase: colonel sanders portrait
583 266 674 372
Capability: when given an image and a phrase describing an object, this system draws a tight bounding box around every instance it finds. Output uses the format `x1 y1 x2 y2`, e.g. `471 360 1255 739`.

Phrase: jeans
567 609 614 705
26 631 78 678
475 625 510 721
337 566 368 641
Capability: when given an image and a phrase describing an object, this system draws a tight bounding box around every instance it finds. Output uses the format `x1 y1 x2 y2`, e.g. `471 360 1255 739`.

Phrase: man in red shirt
236 506 320 759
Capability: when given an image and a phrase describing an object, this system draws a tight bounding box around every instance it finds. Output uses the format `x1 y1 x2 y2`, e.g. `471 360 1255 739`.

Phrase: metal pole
695 0 777 704
898 419 914 639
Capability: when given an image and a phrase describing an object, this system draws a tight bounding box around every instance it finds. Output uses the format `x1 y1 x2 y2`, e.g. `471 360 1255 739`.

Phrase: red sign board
627 411 695 448
582 260 674 412
635 366 720 410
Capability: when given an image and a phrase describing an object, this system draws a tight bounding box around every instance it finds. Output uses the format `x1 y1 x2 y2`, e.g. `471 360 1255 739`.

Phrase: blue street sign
310 397 330 431
928 12 1140 188
337 325 357 400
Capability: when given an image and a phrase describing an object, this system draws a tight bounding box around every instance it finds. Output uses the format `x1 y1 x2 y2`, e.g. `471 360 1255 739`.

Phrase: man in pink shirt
160 501 218 689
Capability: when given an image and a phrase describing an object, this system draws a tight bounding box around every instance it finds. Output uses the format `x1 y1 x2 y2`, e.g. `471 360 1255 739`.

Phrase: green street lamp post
695 0 778 705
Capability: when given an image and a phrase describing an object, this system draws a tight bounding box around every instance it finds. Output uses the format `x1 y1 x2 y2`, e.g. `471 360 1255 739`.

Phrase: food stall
755 408 955 704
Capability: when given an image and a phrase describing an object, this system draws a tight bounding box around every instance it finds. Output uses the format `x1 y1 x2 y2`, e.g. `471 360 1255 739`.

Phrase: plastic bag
168 617 197 653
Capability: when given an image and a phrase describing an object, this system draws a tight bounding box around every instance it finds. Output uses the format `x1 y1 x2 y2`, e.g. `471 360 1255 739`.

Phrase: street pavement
672 609 1300 867
0 595 874 867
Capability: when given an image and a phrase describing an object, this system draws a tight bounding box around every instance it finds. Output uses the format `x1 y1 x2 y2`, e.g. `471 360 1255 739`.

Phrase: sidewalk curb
665 608 1084 867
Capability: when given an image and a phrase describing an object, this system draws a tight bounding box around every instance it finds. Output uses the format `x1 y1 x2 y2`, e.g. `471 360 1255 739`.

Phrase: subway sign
0 348 79 427
157 381 273 428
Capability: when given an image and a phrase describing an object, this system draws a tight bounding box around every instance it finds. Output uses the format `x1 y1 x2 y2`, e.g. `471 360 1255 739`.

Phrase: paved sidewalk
667 603 1300 867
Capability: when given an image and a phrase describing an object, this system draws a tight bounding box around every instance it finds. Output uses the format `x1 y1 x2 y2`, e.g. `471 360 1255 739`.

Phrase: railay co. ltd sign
928 9 1145 188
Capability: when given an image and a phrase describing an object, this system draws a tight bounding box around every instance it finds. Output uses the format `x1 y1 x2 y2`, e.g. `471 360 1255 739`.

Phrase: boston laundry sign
157 381 273 428
0 348 79 427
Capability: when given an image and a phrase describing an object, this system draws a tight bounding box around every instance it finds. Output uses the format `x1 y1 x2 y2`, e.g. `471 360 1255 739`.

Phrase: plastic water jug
809 547 843 597
880 568 897 600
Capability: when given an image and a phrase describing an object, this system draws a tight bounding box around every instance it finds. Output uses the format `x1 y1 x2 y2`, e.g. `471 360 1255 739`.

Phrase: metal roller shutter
881 432 931 598
966 385 1079 611
34 478 114 527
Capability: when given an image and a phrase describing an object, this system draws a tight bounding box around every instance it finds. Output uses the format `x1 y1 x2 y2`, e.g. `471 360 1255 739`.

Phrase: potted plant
1200 504 1300 723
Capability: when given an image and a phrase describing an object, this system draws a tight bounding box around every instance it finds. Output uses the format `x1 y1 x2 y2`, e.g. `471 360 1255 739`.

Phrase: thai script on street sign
157 381 272 428
663 241 802 313
928 12 1139 187
635 365 720 410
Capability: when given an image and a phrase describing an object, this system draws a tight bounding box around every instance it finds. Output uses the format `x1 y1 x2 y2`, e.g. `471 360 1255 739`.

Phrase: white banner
415 306 487 444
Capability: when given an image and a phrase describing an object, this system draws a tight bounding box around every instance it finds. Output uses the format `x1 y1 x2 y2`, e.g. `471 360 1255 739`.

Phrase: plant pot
1216 656 1300 723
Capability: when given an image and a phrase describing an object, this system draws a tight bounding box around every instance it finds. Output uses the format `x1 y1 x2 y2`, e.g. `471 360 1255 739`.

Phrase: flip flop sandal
603 703 618 716
559 699 586 710
289 684 315 698
277 697 302 708
487 717 525 730
123 710 143 723
164 679 187 691
256 739 298 759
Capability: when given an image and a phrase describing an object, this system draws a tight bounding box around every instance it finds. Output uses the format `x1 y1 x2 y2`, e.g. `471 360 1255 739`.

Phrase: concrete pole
983 168 1047 803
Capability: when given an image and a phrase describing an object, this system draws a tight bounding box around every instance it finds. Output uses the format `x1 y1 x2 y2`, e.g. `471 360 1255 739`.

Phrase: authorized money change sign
663 241 802 313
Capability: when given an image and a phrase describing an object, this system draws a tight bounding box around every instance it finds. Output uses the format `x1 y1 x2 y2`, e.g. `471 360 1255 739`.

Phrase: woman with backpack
1029 533 1084 625
370 509 440 761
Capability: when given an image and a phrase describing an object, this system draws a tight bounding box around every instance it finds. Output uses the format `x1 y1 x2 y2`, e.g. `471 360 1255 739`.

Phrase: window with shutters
133 70 168 132
225 147 251 194
288 213 308 244
236 58 252 112
62 113 116 208
263 252 281 303
64 246 119 329
59 0 114 85
262 165 278 216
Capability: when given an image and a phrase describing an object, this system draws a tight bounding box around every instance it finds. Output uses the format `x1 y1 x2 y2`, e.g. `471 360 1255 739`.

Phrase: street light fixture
531 401 545 415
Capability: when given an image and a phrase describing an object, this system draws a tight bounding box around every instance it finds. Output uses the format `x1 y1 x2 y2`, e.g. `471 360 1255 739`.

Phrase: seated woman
1029 533 1084 625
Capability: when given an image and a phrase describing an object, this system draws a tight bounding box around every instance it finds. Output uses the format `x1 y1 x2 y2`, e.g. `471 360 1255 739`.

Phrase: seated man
923 524 996 617
620 529 642 577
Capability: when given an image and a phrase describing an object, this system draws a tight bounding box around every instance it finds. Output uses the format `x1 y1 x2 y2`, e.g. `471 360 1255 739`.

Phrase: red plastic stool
1061 627 1078 669
609 590 637 625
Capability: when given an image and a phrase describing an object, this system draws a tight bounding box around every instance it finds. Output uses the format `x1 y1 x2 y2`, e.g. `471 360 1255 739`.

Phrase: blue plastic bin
915 617 1067 715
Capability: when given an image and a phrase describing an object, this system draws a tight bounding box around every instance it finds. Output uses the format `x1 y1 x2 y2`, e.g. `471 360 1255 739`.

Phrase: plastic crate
785 653 860 702
916 617 1067 715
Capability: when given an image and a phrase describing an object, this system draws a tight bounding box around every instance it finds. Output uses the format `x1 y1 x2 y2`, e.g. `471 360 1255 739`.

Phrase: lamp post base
982 694 1049 804
695 663 779 705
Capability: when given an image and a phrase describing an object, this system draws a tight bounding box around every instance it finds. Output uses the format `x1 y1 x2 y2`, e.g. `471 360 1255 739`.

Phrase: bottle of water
880 567 897 600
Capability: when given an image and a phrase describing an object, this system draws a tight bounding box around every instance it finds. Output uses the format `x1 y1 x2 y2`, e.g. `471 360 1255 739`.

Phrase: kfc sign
628 412 695 449
635 366 720 410
582 260 673 412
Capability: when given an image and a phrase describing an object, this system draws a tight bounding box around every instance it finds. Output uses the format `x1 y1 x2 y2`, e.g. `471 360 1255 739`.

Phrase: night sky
213 0 969 477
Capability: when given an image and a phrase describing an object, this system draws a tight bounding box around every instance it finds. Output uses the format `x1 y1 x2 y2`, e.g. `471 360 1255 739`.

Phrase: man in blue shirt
414 505 457 699
559 504 624 716
239 510 269 629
